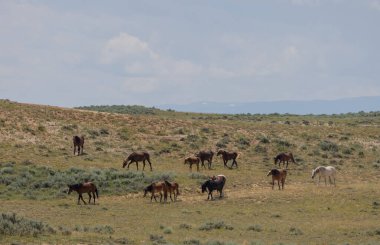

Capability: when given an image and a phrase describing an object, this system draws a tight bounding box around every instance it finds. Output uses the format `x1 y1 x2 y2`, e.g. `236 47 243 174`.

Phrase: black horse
201 175 226 200
195 150 214 169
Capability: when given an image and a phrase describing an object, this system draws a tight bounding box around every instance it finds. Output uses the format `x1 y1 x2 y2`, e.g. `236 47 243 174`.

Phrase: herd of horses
68 135 337 204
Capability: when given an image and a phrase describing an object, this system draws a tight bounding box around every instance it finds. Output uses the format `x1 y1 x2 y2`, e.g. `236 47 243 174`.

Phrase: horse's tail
95 188 99 198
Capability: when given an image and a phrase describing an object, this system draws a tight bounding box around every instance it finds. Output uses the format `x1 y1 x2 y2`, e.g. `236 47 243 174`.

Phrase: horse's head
273 157 278 164
311 168 318 179
217 150 224 156
267 170 273 177
67 185 73 194
143 184 152 197
122 159 128 168
184 158 188 165
201 181 209 193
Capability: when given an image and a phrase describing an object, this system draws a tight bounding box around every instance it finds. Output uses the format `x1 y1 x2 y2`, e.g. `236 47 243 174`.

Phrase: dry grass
1 99 380 244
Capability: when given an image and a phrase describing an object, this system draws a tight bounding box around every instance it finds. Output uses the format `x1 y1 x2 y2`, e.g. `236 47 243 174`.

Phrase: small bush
199 221 233 231
0 213 55 237
289 227 303 235
319 141 339 152
247 224 262 232
179 224 192 229
163 227 173 234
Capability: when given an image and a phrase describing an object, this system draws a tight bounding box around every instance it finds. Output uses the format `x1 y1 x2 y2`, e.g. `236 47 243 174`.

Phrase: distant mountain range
159 96 380 115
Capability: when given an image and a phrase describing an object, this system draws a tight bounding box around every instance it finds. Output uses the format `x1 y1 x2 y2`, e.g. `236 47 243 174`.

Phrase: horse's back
325 166 337 174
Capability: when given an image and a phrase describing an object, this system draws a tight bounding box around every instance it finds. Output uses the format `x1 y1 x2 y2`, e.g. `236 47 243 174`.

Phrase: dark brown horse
267 169 287 190
195 150 214 169
143 181 168 202
201 175 226 200
164 180 180 201
73 135 84 155
184 156 200 171
217 150 238 168
274 152 295 169
123 151 153 171
68 182 98 204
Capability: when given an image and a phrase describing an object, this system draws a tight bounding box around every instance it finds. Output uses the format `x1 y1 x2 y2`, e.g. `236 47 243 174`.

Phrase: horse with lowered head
184 156 200 171
217 150 238 168
143 181 168 202
123 151 153 171
195 150 214 169
73 135 84 155
274 152 295 169
312 166 336 186
68 182 98 205
201 175 226 200
267 169 287 190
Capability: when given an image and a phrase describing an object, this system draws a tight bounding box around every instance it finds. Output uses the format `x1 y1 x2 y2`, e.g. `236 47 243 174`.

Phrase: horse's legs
271 180 274 190
92 191 96 204
278 180 281 190
80 194 86 204
196 163 199 172
77 195 81 205
318 175 321 185
88 193 92 204
127 161 132 170
147 159 153 171
208 160 212 169
324 176 327 185
73 146 76 155
281 178 285 190
142 160 146 171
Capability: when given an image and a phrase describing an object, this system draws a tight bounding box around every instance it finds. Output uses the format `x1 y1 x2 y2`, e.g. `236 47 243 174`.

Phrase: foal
143 182 168 202
68 182 98 205
267 169 287 190
184 156 200 171
312 166 336 186
164 180 180 201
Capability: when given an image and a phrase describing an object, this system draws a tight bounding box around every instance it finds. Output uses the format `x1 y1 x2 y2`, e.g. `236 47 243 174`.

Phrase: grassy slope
1 99 380 244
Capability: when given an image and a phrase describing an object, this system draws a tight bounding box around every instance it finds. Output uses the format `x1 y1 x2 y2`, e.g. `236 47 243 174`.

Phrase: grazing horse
143 182 168 202
201 175 226 200
123 151 153 171
267 169 287 190
73 135 85 155
274 152 295 169
195 150 214 169
164 180 180 201
184 156 200 171
217 150 238 168
68 182 98 205
312 166 336 186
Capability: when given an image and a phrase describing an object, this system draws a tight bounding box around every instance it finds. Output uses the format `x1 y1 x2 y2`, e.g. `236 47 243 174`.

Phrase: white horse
311 166 336 186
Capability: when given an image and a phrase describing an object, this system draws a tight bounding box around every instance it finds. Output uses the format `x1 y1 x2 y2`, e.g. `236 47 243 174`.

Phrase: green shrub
0 213 55 237
319 141 339 152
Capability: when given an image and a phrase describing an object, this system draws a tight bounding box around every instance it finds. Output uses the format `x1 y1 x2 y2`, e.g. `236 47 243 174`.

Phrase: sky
0 0 379 107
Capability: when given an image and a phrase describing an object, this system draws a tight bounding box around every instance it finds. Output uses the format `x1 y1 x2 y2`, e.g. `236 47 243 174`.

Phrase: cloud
101 33 159 64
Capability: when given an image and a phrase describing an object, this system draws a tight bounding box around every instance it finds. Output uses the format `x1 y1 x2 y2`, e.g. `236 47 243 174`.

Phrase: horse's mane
70 183 83 189
164 180 172 187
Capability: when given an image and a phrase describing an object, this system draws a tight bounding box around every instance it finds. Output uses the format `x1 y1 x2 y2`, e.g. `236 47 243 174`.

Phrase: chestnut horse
195 150 214 169
267 169 287 190
184 156 200 171
68 182 98 204
123 151 153 171
73 135 84 155
274 152 295 169
217 150 238 168
143 181 168 202
164 180 180 201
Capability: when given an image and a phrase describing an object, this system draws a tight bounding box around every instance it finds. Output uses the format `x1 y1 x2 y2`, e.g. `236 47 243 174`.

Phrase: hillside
1 99 380 244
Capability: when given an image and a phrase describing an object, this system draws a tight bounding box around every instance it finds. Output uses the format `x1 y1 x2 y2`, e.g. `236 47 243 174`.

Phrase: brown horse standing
123 151 153 171
143 181 168 202
184 156 200 171
195 150 214 169
73 135 84 155
217 150 238 168
164 180 180 201
267 169 287 190
274 152 295 169
68 182 98 204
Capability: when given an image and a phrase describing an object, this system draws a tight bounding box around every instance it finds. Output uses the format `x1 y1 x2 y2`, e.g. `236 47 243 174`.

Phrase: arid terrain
1 99 380 244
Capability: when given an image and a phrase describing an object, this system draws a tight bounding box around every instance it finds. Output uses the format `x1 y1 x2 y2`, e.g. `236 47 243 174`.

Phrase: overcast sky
0 0 379 107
